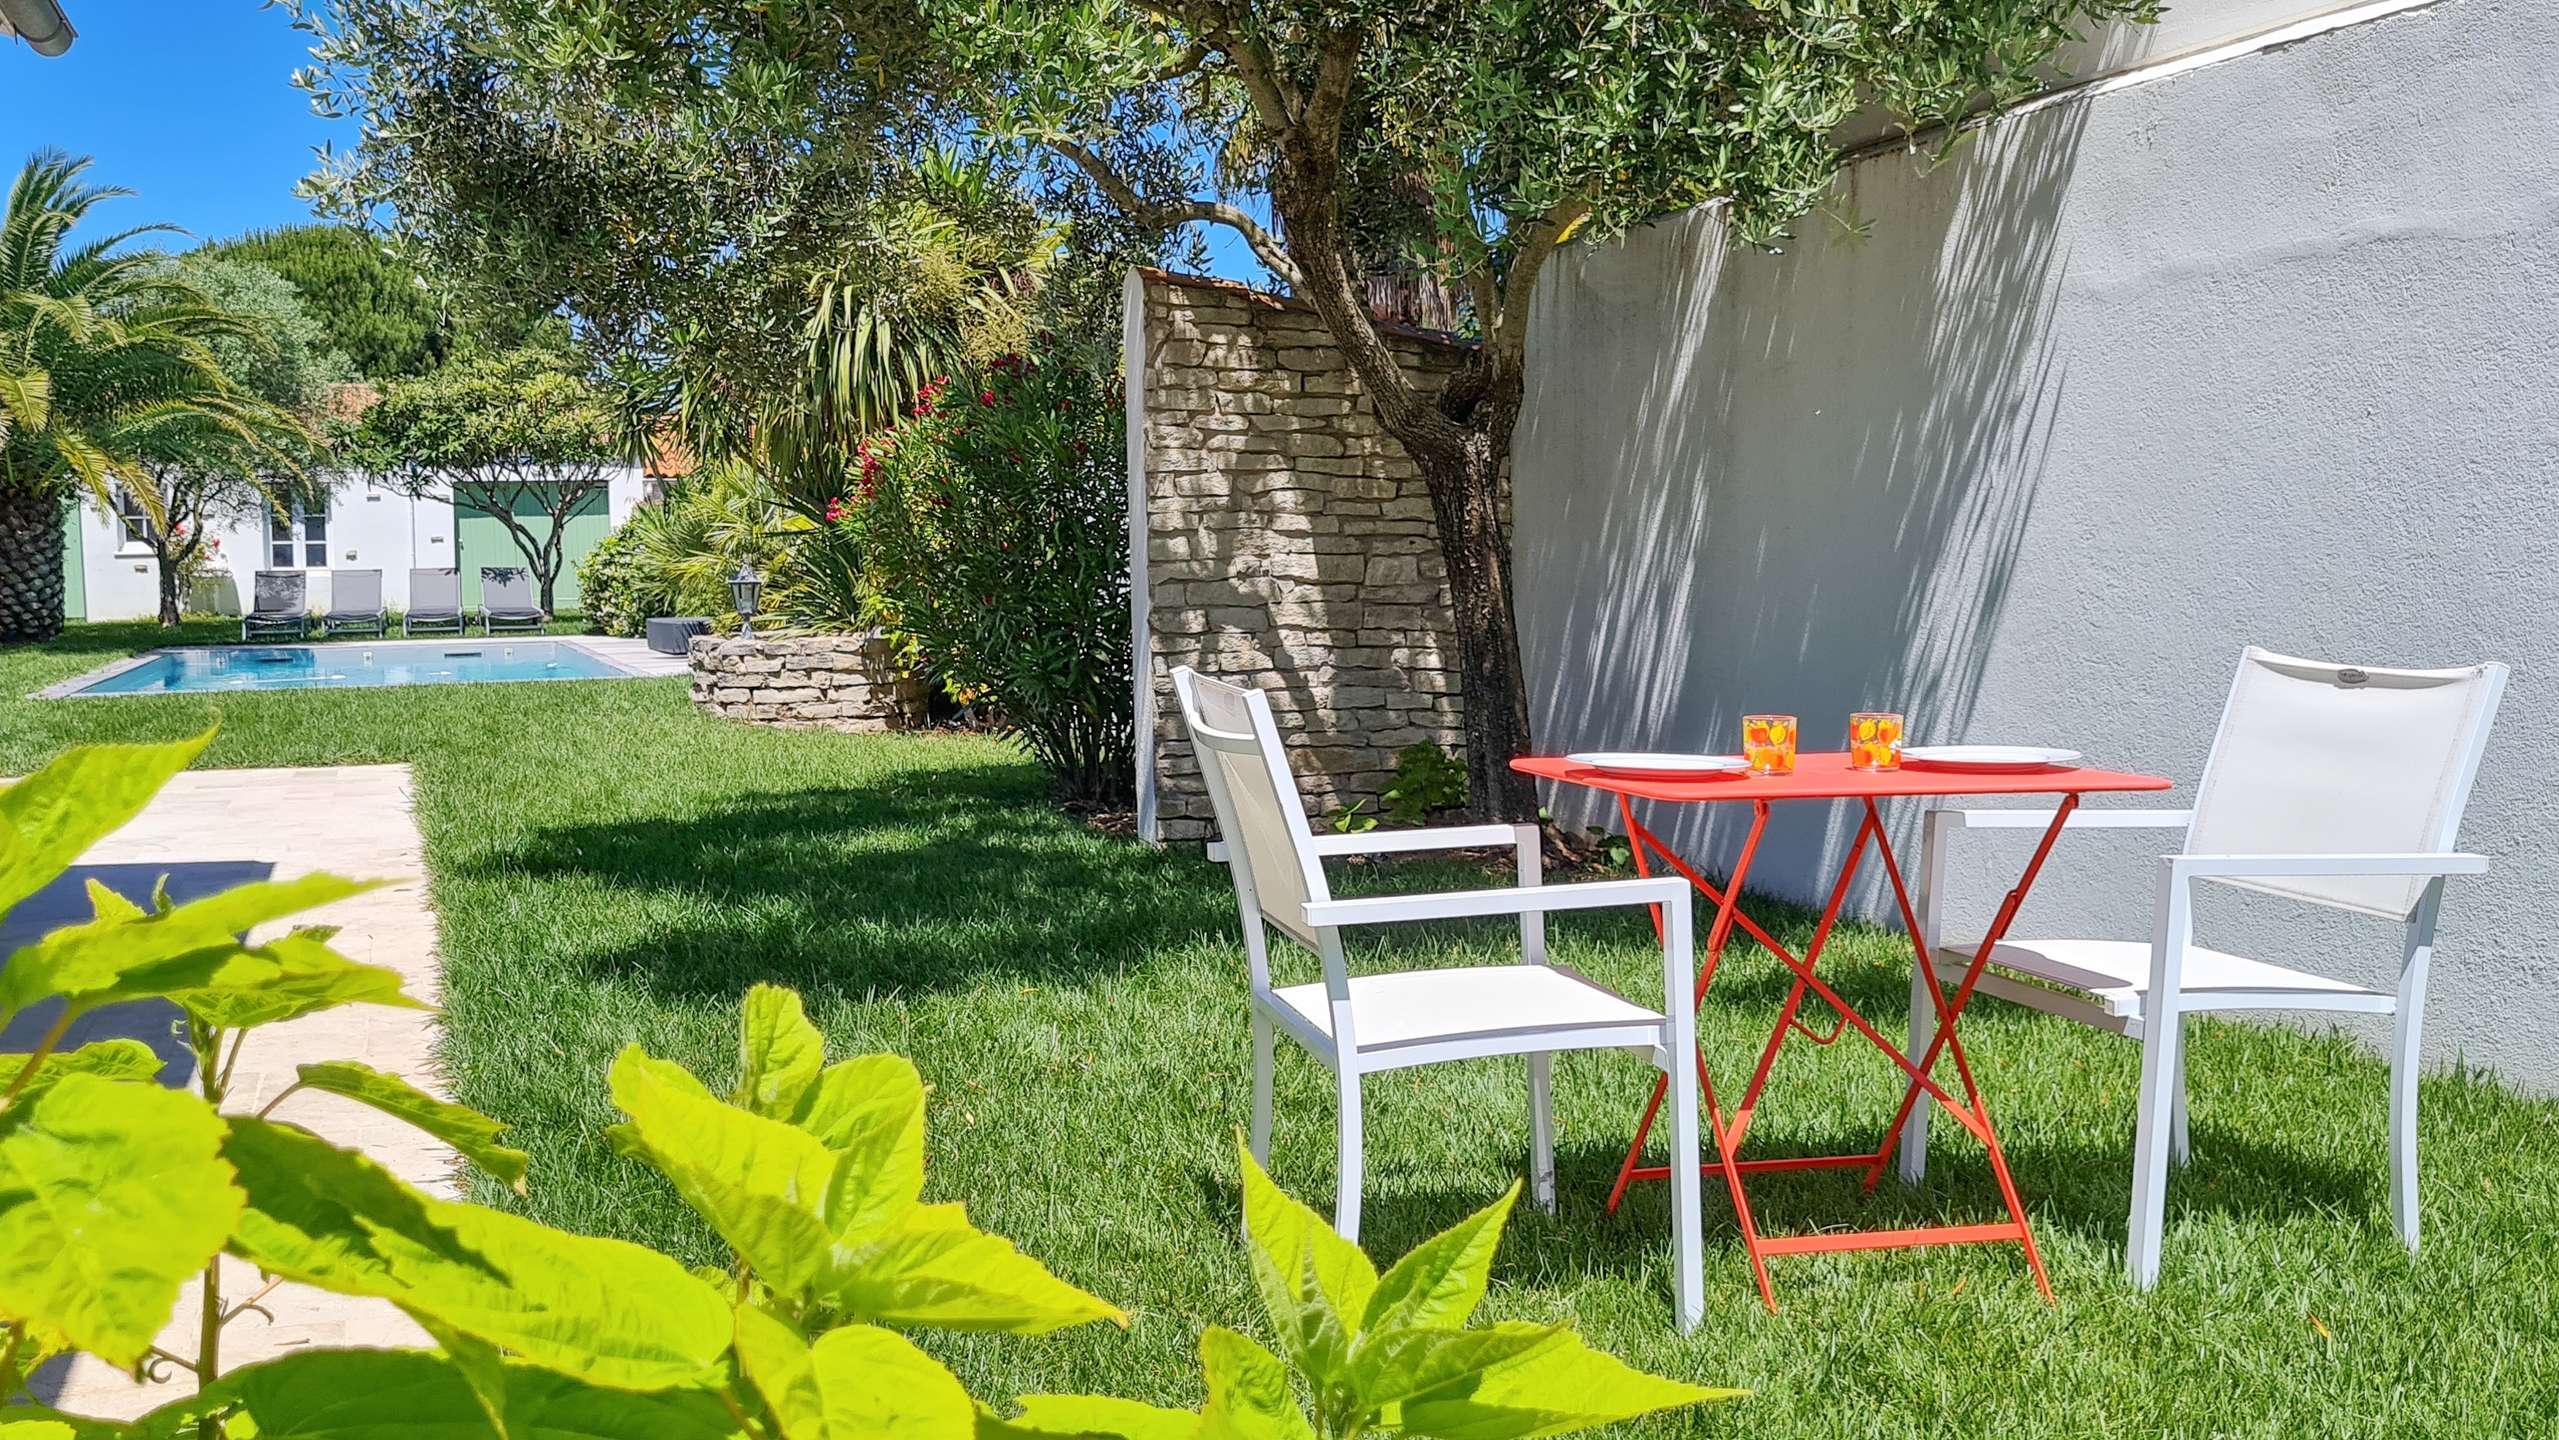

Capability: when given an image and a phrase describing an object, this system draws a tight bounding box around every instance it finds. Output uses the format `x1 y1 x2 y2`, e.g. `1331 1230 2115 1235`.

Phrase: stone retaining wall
1125 268 1476 842
688 632 925 731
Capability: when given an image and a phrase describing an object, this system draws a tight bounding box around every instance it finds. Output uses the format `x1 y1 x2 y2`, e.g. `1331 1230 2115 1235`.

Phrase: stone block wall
1125 268 1476 842
688 632 926 732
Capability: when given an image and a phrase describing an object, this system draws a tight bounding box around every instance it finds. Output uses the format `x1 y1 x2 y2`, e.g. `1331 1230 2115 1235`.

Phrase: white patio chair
1898 647 2506 1287
1171 667 1706 1330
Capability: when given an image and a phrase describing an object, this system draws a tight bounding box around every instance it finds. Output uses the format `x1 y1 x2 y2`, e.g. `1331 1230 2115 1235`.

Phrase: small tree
120 257 343 625
347 349 618 616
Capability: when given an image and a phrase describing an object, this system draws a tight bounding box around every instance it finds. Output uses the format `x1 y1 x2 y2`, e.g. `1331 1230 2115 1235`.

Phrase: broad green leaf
83 877 144 923
736 984 825 1120
223 1117 731 1391
805 1324 979 1438
1005 1395 1201 1440
731 1304 825 1440
1348 1323 1564 1412
0 874 382 1023
1363 1183 1517 1335
136 1346 744 1440
168 930 425 1030
0 1074 241 1367
0 733 209 921
0 1408 128 1439
1236 1140 1370 1385
791 1053 926 1235
1396 1326 1737 1439
405 1315 520 1440
1196 1328 1313 1440
0 1038 163 1098
816 1203 1126 1334
608 1047 845 1224
294 1060 530 1194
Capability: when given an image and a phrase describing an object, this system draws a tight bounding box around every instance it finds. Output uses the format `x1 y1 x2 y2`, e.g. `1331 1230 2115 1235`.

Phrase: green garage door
453 488 610 611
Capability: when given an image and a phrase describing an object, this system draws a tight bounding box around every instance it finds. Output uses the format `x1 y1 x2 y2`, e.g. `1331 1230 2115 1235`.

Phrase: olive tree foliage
283 0 1093 517
927 0 2163 822
299 0 2155 820
119 257 348 626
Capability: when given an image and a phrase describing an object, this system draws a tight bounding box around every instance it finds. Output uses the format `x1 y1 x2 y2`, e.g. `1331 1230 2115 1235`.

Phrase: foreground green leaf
293 1060 530 1194
815 1202 1127 1334
1237 1140 1372 1387
0 732 208 924
136 1346 743 1440
1003 1395 1200 1440
1197 1327 1313 1440
0 1038 163 1098
806 1324 979 1438
1363 1183 1516 1336
223 1117 731 1390
0 874 382 1023
735 983 826 1120
0 1074 241 1368
788 1053 926 1236
1395 1325 1738 1439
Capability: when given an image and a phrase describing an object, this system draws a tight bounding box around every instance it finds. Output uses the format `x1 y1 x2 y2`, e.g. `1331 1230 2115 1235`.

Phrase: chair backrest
1170 667 1332 951
252 570 304 614
409 568 460 612
482 567 535 611
2188 647 2508 918
332 568 383 610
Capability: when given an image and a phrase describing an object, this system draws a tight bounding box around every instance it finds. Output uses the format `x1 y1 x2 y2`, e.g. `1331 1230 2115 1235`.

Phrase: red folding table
1514 751 2174 1310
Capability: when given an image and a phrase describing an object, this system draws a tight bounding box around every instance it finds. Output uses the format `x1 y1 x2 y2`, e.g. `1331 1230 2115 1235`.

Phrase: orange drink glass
1849 711 1905 771
1743 714 1796 775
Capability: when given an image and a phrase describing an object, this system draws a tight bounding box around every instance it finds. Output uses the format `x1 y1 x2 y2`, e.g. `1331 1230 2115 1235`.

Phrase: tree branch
1052 140 1303 288
1483 198 1591 369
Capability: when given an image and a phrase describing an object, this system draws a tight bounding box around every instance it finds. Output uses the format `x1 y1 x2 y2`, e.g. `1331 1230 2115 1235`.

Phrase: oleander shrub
838 343 1132 801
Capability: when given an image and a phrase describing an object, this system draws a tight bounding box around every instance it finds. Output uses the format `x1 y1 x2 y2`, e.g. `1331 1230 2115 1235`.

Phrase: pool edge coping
34 636 661 700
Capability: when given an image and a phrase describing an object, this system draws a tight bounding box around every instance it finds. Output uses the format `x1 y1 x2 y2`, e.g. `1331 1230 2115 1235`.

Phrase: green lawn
7 622 2557 1437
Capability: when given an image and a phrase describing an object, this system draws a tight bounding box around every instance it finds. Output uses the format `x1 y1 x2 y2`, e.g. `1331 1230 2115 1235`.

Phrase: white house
64 466 655 621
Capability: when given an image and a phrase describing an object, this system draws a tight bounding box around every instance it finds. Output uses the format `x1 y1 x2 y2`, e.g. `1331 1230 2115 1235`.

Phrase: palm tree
0 151 289 641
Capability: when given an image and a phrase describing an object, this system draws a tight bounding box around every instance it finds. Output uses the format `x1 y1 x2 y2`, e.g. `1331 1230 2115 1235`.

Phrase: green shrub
575 519 664 637
841 345 1132 801
0 736 1727 1438
1382 743 1469 826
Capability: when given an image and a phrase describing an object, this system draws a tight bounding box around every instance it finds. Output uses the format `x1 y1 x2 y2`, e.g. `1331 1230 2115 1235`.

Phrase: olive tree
305 0 2155 819
123 257 344 625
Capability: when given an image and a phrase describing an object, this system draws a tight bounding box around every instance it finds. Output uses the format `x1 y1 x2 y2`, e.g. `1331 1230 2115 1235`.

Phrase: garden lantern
729 564 764 637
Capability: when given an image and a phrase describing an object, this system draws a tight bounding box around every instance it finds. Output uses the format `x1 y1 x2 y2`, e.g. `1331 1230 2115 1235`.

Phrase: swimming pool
66 641 636 697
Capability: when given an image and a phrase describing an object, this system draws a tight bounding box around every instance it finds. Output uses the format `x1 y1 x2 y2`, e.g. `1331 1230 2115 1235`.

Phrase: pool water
74 642 631 696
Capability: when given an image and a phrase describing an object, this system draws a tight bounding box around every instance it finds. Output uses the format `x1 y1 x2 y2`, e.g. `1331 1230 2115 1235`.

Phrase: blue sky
0 1 1269 281
1 2 347 250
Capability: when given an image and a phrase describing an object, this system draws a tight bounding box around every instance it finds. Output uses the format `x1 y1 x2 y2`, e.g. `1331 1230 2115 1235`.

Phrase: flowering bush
838 344 1132 802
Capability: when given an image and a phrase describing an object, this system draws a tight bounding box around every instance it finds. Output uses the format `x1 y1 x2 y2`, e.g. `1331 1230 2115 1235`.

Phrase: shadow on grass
462 761 1237 1002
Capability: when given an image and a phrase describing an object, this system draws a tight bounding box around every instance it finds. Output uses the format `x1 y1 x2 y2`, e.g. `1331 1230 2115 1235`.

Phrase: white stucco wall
72 466 650 620
1513 0 2559 1088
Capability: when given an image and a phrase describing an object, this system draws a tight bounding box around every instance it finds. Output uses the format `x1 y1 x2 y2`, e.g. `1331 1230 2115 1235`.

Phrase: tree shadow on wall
1514 96 2106 906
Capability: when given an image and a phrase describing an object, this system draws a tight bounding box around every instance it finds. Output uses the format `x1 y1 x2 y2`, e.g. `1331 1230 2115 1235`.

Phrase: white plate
1899 745 2082 772
1565 751 1749 779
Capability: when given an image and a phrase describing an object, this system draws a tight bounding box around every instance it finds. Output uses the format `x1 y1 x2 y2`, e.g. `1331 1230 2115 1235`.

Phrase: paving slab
1 765 448 1420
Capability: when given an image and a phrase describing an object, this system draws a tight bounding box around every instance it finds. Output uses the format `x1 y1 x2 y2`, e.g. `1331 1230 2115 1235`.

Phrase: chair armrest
1934 807 2193 831
1302 876 1687 929
1305 823 1535 858
2171 852 2487 879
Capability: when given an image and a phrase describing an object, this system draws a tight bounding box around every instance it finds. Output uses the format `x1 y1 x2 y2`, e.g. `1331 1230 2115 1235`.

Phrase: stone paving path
2 765 449 1420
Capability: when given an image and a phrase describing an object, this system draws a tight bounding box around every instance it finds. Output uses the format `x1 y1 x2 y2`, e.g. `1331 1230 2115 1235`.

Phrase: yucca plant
0 151 298 641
